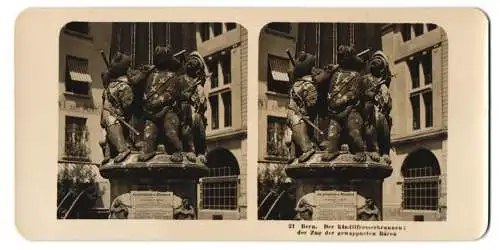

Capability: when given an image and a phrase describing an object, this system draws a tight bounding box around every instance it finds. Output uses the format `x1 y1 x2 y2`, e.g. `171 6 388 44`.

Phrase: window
410 95 421 130
401 23 436 42
408 59 420 89
408 51 434 131
208 52 231 87
212 23 223 37
413 24 423 36
403 167 440 210
426 23 438 31
422 52 433 85
65 22 89 35
267 55 291 94
207 51 233 131
222 92 232 127
401 24 412 42
209 92 232 130
65 55 91 96
410 89 434 131
201 166 238 210
267 22 291 34
221 53 231 84
201 149 240 210
402 149 441 211
209 95 219 130
413 24 424 37
64 116 90 161
208 59 219 89
266 116 292 158
199 23 210 42
423 92 433 128
225 22 237 31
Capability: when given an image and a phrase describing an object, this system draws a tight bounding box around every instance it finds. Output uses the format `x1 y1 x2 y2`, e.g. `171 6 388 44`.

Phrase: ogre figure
287 51 318 163
361 51 393 163
321 45 367 162
173 198 196 220
129 46 186 162
179 51 208 163
372 51 393 163
100 52 134 164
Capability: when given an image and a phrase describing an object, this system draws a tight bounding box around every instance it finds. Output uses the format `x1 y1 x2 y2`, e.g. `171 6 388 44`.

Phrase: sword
174 49 187 58
287 106 324 136
103 106 140 136
116 116 140 136
356 48 371 58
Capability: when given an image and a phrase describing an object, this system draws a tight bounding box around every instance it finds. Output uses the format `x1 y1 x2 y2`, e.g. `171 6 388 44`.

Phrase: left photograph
57 22 248 220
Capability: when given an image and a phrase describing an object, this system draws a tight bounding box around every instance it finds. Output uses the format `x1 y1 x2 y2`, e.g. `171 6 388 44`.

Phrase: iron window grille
64 116 90 162
402 166 440 211
266 116 292 159
201 166 239 210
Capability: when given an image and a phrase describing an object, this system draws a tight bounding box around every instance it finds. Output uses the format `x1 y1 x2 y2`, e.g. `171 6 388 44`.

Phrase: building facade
194 22 248 220
381 23 448 221
58 22 113 218
258 23 299 167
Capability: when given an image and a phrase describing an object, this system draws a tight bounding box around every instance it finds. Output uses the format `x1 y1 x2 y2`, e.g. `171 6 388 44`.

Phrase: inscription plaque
313 190 357 220
129 191 174 219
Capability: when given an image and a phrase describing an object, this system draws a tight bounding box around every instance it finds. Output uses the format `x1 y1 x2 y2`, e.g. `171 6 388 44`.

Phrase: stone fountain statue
285 45 394 221
98 45 210 220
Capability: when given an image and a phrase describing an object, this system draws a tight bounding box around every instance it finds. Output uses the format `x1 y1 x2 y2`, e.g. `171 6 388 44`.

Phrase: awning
269 56 290 82
67 56 92 83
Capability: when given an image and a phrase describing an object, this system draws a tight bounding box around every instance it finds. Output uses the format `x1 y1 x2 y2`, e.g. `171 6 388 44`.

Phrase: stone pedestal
100 152 208 219
286 147 392 221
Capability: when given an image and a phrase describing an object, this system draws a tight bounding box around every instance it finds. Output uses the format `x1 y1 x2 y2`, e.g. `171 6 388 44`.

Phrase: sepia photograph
57 21 248 220
14 7 488 240
258 22 448 221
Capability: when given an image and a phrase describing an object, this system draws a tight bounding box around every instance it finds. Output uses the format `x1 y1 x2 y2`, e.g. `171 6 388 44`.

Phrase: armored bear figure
100 52 134 164
321 45 367 162
179 51 208 163
287 51 318 163
128 46 187 162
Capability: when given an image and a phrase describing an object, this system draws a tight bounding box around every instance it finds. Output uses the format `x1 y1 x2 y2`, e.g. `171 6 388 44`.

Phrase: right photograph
257 23 448 222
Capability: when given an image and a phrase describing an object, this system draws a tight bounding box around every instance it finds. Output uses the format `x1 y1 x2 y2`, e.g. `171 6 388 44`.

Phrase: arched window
401 149 441 211
201 148 240 210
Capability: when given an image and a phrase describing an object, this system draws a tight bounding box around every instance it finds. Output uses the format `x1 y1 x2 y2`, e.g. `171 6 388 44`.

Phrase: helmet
293 51 316 78
185 51 209 80
153 45 182 71
108 52 132 78
337 45 365 71
369 51 390 78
